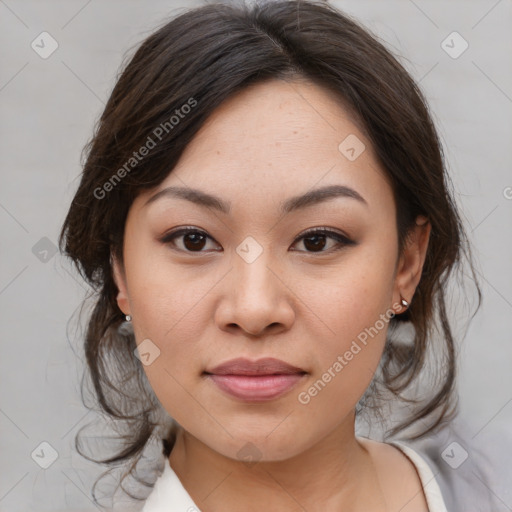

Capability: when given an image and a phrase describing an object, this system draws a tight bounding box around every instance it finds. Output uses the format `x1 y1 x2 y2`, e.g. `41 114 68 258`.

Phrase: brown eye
160 226 355 255
160 227 220 253
182 232 207 251
291 228 355 254
302 233 328 252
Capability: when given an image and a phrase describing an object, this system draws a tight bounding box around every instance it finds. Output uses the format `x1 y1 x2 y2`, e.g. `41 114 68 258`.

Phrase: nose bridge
220 234 294 334
233 235 277 304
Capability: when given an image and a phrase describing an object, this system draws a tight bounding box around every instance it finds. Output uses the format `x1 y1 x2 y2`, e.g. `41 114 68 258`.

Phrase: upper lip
205 357 306 376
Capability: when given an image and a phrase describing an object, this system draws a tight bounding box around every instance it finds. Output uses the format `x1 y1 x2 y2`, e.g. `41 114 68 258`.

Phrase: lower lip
206 373 306 401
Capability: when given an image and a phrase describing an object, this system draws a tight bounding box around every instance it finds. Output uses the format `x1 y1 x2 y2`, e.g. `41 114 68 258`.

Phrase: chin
208 429 311 464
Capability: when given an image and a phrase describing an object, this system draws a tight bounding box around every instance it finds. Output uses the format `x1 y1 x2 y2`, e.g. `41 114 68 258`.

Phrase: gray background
1 0 511 510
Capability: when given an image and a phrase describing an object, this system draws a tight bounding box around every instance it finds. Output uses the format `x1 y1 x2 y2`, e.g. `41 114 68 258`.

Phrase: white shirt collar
141 457 201 512
389 440 448 512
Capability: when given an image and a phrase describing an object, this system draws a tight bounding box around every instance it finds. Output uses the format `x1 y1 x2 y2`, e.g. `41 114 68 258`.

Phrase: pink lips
204 357 307 402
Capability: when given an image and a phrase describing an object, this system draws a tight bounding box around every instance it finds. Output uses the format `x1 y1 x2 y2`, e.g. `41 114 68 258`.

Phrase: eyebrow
143 184 367 214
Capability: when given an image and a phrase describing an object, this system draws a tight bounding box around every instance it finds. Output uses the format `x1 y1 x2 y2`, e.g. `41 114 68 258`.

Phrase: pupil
184 233 205 251
305 234 326 251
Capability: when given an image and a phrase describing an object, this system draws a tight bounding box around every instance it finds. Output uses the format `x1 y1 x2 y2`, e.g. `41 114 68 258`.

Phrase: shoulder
395 417 512 512
358 437 430 512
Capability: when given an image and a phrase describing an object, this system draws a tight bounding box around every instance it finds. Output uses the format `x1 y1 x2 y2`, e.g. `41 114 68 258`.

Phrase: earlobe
394 216 431 308
111 253 131 316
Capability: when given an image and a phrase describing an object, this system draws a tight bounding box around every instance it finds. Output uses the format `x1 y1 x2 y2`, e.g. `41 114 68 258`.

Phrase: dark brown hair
59 0 480 504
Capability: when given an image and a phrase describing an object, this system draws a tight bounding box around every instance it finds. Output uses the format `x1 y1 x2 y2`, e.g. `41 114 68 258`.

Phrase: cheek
299 240 397 396
309 243 396 337
122 237 211 384
123 229 207 335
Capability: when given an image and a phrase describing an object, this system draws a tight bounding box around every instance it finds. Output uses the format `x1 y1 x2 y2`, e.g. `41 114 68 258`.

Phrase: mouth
203 357 307 402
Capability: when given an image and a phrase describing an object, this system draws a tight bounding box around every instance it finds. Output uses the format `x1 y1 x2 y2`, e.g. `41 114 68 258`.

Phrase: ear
111 253 131 316
393 215 431 307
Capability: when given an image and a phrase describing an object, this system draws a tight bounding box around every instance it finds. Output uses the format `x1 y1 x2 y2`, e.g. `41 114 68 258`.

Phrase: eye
160 226 355 254
291 227 356 253
159 227 220 253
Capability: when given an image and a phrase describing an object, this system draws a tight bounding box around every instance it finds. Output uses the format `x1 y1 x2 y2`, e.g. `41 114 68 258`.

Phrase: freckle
216 150 220 155
293 130 298 134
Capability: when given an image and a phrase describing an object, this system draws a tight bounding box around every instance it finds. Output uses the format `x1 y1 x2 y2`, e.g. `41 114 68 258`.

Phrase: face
113 78 429 462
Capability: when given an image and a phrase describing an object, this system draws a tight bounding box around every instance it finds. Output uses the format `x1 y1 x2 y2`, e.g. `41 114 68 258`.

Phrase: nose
214 248 295 337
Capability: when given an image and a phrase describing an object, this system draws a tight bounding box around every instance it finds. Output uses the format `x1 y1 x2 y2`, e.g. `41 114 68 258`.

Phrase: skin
112 78 431 511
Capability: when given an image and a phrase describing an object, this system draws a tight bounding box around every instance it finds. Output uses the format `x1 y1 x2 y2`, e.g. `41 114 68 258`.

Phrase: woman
59 1 497 510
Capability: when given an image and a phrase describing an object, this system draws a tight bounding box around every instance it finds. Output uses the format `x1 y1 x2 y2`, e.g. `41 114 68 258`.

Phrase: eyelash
159 226 356 255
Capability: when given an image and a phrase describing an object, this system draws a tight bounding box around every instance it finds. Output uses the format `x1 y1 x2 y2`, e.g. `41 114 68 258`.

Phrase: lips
205 357 306 376
204 357 307 402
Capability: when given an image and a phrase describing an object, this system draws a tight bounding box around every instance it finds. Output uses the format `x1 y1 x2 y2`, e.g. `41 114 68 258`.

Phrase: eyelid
159 226 219 249
295 226 354 243
290 227 356 253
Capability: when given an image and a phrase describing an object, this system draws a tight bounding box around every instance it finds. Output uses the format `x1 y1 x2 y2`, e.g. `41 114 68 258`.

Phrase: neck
168 412 387 512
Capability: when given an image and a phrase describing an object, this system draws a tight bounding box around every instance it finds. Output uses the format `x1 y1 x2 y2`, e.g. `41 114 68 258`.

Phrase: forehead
134 79 393 217
176 78 368 168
